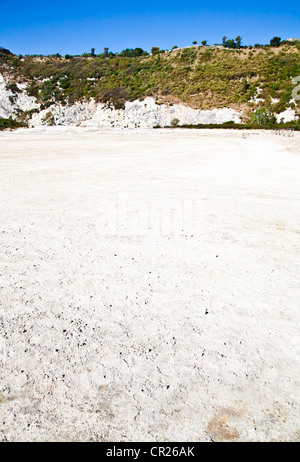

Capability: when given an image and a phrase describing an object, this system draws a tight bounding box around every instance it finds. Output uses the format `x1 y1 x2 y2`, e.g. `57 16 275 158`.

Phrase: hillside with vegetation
0 38 300 128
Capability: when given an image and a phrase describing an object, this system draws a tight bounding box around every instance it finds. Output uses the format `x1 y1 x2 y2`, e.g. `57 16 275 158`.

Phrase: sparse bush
170 117 180 127
7 83 22 94
0 117 25 130
151 47 160 55
270 37 281 47
0 46 13 55
42 111 55 126
251 107 271 124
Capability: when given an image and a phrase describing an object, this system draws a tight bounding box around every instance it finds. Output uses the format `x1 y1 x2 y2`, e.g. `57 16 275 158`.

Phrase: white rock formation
0 73 39 118
1 72 298 128
30 97 243 128
275 109 298 123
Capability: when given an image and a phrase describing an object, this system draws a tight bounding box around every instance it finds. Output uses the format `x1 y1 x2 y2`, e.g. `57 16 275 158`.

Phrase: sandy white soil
0 127 299 442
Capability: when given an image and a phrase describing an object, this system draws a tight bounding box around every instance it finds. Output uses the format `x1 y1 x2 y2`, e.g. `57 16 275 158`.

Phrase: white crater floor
0 127 299 441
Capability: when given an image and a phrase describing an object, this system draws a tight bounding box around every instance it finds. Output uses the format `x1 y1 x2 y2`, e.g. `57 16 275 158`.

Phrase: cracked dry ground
0 128 299 441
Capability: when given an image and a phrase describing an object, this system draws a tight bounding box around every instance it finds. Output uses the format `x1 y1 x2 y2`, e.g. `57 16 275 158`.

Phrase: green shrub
0 117 26 130
251 107 270 124
42 111 55 126
170 117 180 127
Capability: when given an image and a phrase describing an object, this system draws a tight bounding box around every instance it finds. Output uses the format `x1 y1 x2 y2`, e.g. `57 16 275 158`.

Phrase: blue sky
1 0 299 55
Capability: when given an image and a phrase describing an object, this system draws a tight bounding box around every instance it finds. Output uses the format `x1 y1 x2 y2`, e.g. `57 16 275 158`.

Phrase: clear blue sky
1 0 299 55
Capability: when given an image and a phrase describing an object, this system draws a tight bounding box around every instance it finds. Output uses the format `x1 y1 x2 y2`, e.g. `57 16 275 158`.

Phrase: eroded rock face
0 74 39 118
122 98 243 128
275 109 297 123
0 72 243 128
0 72 298 127
30 97 243 128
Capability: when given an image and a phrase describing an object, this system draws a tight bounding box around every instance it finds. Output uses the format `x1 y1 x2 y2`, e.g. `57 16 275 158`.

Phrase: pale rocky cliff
29 97 243 128
0 73 39 118
0 72 298 128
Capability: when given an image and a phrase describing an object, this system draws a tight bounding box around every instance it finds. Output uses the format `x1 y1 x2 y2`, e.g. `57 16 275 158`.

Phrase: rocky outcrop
0 72 298 128
30 97 243 128
0 74 39 118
